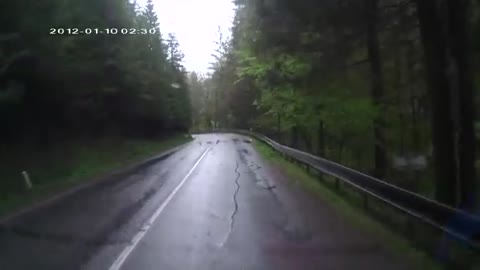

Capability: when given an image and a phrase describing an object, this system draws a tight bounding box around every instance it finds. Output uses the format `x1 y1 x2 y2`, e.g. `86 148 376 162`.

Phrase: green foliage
201 0 462 197
320 96 376 136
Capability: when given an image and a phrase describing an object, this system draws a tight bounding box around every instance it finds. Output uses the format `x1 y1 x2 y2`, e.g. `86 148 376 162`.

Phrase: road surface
0 133 411 270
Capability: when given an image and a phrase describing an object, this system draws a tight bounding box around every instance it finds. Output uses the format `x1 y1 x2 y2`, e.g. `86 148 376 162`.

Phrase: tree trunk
317 120 326 157
291 126 299 148
407 41 421 153
366 0 388 179
214 89 218 129
415 0 458 206
277 112 282 142
446 0 476 210
301 128 312 153
338 139 345 163
394 44 406 156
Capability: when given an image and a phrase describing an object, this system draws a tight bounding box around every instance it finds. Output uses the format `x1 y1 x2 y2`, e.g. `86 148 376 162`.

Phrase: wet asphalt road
0 133 411 270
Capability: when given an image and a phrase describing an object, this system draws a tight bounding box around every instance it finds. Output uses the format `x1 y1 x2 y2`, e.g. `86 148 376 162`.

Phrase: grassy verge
253 140 443 270
0 134 192 219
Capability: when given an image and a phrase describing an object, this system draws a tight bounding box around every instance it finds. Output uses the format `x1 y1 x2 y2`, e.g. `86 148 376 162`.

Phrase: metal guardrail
204 129 480 251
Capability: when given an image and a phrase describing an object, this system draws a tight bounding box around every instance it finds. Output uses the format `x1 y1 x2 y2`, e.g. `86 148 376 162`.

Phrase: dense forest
0 0 194 203
0 0 191 143
2 0 480 213
190 0 480 211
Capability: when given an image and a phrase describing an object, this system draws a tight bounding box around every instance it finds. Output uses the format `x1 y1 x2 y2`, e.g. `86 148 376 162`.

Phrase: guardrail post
304 164 309 173
335 178 340 191
405 217 414 239
22 171 33 190
363 193 368 210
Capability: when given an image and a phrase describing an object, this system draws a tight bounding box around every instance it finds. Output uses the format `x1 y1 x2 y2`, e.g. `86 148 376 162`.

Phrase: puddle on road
240 149 249 155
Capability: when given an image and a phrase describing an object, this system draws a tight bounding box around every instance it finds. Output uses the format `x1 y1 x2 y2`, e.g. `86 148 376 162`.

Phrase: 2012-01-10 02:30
49 28 158 35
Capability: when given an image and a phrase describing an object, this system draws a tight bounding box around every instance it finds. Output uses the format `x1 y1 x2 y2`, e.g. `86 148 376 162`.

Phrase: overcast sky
136 0 235 74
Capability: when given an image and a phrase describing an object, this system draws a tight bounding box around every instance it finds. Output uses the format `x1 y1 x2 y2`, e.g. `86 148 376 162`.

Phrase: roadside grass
253 140 444 270
0 134 192 219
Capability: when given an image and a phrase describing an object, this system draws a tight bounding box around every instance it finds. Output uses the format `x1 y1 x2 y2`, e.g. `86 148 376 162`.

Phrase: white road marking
108 147 213 270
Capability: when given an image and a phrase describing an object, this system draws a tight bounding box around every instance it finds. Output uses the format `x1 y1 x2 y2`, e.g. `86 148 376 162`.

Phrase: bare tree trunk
394 44 406 156
214 88 218 129
446 0 476 210
406 42 421 153
301 128 312 153
277 112 282 142
415 0 458 206
338 139 345 163
366 0 388 179
290 126 299 148
317 120 326 157
406 41 422 185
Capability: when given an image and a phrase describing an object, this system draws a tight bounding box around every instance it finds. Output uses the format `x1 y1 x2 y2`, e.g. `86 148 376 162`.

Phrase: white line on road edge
108 146 213 270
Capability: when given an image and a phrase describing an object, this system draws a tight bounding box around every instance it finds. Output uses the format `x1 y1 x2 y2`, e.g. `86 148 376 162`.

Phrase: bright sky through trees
137 0 235 74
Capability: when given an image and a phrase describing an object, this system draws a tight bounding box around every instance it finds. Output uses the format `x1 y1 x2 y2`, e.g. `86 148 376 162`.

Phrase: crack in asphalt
221 160 241 247
230 160 241 231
